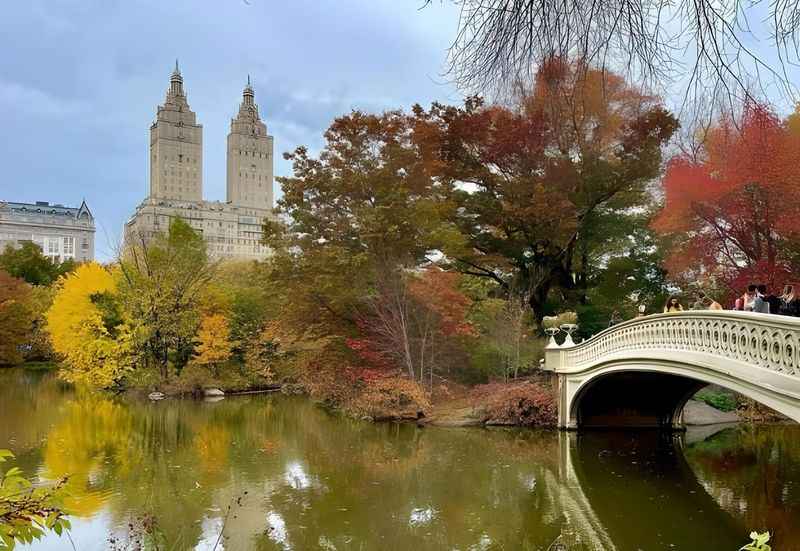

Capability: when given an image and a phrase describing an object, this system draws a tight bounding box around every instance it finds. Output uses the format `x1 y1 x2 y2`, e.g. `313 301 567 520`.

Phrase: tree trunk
528 280 552 326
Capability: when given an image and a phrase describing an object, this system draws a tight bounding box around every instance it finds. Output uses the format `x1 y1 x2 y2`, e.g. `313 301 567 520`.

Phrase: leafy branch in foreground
741 531 771 551
0 449 70 549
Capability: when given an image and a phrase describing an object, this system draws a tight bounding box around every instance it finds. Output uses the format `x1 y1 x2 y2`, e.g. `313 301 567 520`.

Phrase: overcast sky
0 0 462 260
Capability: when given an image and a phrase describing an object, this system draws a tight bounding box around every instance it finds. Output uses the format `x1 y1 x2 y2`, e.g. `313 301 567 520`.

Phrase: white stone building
125 64 274 260
0 200 95 263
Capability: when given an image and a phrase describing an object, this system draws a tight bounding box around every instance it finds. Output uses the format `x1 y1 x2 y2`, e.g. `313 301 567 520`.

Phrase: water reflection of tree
0 369 69 458
685 425 800 550
16 375 747 550
42 392 133 517
239 417 567 550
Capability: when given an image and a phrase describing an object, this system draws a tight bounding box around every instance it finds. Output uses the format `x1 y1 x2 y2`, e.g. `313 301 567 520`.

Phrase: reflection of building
125 63 274 260
0 200 95 263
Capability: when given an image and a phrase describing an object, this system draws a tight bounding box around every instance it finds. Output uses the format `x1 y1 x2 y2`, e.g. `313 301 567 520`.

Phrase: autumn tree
653 103 800 293
120 218 216 379
0 270 33 365
432 0 800 108
263 111 463 365
260 110 482 413
193 314 234 376
414 59 678 322
46 263 135 387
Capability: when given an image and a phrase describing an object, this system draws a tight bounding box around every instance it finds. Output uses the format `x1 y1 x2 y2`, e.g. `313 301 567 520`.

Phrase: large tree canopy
415 60 678 321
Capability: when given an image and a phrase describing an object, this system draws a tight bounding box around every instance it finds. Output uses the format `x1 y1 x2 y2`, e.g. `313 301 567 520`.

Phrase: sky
2 1 799 262
0 0 462 260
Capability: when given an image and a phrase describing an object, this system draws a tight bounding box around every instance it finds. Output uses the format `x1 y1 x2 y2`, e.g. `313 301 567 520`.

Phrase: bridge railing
544 311 800 377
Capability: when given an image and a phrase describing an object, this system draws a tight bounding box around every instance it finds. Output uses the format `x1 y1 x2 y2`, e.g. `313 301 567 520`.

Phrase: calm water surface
2 368 799 550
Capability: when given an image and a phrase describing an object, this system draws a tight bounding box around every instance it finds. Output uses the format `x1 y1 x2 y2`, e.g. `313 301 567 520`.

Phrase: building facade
0 200 95 263
125 64 274 261
149 62 203 202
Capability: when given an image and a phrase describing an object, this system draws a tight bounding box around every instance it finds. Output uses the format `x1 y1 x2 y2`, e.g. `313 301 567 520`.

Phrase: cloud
1 0 462 261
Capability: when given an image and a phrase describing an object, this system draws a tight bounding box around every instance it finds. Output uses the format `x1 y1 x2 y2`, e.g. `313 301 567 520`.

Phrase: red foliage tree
0 269 33 365
653 103 800 294
346 269 475 383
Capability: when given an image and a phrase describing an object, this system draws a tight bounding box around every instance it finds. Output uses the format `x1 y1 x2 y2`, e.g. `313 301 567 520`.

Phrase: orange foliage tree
652 103 800 294
193 314 234 375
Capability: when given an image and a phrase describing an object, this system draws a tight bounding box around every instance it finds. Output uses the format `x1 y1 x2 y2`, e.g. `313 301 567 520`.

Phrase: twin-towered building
125 63 275 260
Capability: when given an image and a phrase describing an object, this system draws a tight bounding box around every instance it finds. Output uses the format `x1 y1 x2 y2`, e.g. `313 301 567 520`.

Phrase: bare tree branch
426 0 800 109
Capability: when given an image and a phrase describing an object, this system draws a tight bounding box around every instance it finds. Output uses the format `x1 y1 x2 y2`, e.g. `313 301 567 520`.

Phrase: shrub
471 381 557 427
694 389 738 412
349 376 431 420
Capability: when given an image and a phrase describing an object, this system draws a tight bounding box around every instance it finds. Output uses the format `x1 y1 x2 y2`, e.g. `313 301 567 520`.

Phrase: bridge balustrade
546 311 800 377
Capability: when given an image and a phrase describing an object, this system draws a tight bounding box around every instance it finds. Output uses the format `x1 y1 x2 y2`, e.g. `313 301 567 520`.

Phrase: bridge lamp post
544 326 561 347
560 323 579 346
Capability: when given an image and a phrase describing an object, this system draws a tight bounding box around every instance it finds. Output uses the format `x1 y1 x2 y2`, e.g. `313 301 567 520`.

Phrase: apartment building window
62 236 75 258
44 237 60 262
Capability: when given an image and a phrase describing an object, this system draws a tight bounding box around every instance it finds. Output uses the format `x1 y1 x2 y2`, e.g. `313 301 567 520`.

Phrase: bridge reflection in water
552 429 746 550
545 311 800 429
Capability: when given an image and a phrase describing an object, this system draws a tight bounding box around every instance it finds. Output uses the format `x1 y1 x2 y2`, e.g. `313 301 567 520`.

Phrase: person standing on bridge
762 285 782 315
663 296 684 313
691 291 721 310
754 284 772 314
736 285 758 311
779 285 799 316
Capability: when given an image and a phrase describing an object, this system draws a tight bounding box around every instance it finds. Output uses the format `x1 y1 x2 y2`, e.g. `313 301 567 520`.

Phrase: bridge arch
545 311 800 429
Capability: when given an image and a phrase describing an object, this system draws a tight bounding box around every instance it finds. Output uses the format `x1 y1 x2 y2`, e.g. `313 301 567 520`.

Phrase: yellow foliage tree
46 263 135 387
193 314 233 374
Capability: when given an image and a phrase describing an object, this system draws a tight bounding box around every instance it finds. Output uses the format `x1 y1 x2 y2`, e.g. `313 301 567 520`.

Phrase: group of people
661 284 799 316
733 284 799 316
607 284 798 327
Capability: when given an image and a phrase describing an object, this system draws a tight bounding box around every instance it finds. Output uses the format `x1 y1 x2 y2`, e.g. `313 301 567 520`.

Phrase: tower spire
243 74 255 107
169 59 184 97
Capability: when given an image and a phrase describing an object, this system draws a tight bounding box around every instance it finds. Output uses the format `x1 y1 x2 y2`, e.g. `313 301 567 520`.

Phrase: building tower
149 61 203 202
226 76 274 210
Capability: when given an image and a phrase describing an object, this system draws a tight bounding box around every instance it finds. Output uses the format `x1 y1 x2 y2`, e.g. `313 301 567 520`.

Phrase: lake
2 368 799 550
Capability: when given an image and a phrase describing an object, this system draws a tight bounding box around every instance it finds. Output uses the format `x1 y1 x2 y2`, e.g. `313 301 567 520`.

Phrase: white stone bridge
543 311 800 429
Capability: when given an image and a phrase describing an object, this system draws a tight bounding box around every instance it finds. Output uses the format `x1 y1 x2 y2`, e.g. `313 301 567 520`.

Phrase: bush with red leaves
471 381 557 427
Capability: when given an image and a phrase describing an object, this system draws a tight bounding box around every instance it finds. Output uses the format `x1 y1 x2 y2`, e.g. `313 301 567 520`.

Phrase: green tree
25 285 56 361
0 242 76 286
120 218 216 380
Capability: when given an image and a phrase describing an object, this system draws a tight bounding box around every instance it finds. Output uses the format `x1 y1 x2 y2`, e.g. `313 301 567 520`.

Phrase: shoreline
10 363 787 429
